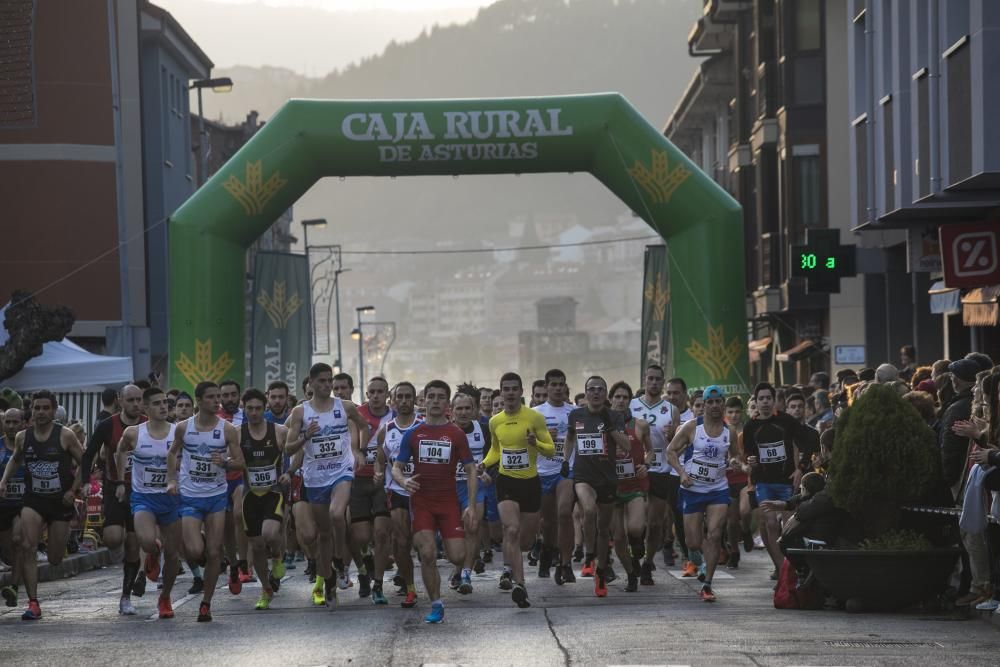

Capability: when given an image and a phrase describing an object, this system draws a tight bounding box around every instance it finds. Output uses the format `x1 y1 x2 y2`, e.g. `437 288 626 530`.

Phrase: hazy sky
199 0 496 9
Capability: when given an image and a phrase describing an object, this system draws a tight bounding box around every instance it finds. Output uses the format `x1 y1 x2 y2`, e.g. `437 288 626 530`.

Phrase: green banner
168 94 747 394
250 252 311 392
641 245 670 376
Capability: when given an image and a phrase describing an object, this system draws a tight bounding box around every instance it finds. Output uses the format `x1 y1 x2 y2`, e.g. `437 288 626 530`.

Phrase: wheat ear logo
175 339 235 386
644 272 670 322
223 160 288 216
628 149 691 205
257 280 303 329
685 325 742 381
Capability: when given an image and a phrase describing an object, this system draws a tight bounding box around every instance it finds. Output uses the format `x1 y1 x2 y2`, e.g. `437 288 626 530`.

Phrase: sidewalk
0 548 113 587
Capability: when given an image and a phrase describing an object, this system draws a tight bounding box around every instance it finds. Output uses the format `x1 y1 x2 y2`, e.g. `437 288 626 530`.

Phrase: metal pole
334 270 343 371
197 86 206 185
357 311 365 402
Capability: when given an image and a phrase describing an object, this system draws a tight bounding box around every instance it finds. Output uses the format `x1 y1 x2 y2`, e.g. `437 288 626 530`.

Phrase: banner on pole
641 245 670 377
251 252 311 391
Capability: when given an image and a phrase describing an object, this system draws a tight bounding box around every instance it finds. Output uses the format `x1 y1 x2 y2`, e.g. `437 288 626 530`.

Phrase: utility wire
338 235 659 256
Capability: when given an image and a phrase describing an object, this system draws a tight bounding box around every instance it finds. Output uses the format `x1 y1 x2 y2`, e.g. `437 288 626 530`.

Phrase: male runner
285 363 368 607
79 384 147 609
665 377 695 574
610 381 650 592
352 376 393 599
265 381 292 424
174 393 194 422
742 382 808 577
450 386 489 593
375 381 421 607
534 369 576 582
0 391 84 620
566 376 632 597
217 379 251 592
392 380 477 624
238 388 288 610
628 364 679 585
0 407 25 607
667 385 739 602
723 396 753 566
529 380 548 408
482 372 555 607
479 387 493 424
167 381 244 622
331 369 361 590
116 387 181 618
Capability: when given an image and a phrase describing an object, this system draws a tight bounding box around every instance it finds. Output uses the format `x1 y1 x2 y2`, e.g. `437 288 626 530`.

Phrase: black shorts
647 472 672 501
574 479 618 505
23 494 74 524
389 491 410 512
728 481 747 500
0 506 21 532
495 475 541 514
349 477 390 522
242 490 283 538
103 481 134 532
665 474 681 511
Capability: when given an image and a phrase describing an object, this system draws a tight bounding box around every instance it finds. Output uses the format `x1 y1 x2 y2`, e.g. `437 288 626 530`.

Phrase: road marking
144 575 291 620
667 570 733 580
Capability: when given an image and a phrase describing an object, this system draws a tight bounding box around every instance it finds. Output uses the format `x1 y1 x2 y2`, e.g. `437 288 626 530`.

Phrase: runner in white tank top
131 422 176 495
300 397 353 488
179 417 229 498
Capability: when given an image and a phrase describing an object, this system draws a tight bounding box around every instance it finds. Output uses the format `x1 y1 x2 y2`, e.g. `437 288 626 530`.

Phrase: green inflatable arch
168 94 747 394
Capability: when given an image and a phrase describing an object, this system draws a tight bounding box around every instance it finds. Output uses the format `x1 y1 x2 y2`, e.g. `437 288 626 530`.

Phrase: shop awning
962 285 1000 326
776 339 818 363
748 336 772 364
928 280 961 315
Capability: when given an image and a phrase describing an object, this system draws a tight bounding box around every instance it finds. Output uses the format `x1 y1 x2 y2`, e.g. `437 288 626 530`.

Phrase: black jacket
939 387 973 490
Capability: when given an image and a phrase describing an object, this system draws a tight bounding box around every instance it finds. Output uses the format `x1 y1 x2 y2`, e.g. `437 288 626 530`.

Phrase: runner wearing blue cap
666 385 741 602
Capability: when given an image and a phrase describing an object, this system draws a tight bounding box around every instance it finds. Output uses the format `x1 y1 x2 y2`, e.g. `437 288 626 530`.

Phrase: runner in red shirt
392 380 477 624
610 382 650 593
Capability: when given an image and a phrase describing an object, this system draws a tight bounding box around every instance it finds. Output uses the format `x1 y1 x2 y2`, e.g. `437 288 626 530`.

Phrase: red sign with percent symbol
939 223 1000 288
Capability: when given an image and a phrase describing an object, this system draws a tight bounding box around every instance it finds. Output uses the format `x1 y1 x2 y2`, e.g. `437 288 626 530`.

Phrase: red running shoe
699 585 716 602
158 595 174 619
21 599 41 621
145 539 162 582
594 569 608 598
228 563 242 595
580 559 595 578
197 601 212 622
401 591 418 608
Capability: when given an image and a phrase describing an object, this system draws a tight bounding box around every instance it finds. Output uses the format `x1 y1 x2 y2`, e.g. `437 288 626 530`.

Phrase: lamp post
300 218 327 254
333 267 349 372
300 219 330 358
353 305 376 398
189 77 234 185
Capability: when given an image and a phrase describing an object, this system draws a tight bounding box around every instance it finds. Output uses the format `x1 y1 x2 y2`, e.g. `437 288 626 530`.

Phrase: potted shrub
787 383 961 611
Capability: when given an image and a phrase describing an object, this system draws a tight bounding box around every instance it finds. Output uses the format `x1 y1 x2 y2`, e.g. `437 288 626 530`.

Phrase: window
946 37 971 185
793 55 823 105
795 0 821 51
882 96 895 211
793 145 822 227
914 71 930 198
0 0 36 127
854 116 868 225
161 67 171 162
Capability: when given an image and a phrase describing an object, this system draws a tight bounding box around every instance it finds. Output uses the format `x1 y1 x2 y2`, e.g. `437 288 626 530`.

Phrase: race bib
759 440 787 464
31 473 58 494
418 440 452 464
6 480 25 499
616 459 636 479
364 445 378 465
502 448 529 470
191 454 221 482
577 433 605 456
402 462 415 478
687 457 724 484
142 467 168 489
248 465 276 489
553 438 565 460
651 448 664 467
312 435 344 460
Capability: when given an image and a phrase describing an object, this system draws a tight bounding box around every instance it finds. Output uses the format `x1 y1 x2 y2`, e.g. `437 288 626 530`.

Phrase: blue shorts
131 491 180 526
679 487 730 515
754 482 793 503
540 472 565 497
306 476 353 506
179 493 227 521
483 483 499 523
456 479 486 512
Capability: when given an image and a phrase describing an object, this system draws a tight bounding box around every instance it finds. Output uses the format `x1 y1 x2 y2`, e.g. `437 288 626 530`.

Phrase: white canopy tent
0 304 134 392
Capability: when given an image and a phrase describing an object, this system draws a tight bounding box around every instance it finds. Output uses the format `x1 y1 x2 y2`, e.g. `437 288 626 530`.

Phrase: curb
0 548 113 587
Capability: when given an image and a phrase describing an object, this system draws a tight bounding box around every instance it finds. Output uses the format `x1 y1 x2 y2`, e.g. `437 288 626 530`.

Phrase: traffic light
790 229 857 294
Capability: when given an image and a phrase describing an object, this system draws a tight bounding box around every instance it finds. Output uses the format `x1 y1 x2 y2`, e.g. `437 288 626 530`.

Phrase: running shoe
594 569 608 598
358 572 371 598
157 595 174 619
554 563 565 586
392 573 405 587
21 599 41 621
498 571 514 590
363 553 375 577
640 560 655 586
324 577 338 608
371 585 388 605
572 545 584 562
238 561 255 584
255 593 272 610
401 591 418 608
625 571 639 592
228 563 242 595
337 573 352 590
118 597 137 616
727 552 740 569
305 559 317 583
681 561 697 577
459 572 473 595
975 598 1000 611
561 563 576 584
311 575 326 606
271 557 286 580
511 584 531 608
449 572 461 590
697 562 707 582
145 539 162 582
424 601 444 624
269 573 281 594
580 558 595 578
605 565 618 583
473 558 486 575
482 548 493 564
1 585 17 607
188 576 204 595
662 544 675 567
132 572 146 598
700 585 716 602
197 601 212 622
742 530 754 552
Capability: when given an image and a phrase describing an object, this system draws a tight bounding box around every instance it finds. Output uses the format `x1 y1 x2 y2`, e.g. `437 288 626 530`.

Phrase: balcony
703 0 752 23
728 143 751 173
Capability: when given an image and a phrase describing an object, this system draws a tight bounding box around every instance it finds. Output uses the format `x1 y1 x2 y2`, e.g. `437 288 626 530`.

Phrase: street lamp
189 77 234 185
333 267 350 372
354 305 376 397
300 218 327 253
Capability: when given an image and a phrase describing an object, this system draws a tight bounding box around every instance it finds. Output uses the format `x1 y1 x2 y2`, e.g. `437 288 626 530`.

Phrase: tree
0 290 75 380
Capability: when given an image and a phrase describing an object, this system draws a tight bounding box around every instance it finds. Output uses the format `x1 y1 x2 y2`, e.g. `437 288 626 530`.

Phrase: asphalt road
1 546 997 666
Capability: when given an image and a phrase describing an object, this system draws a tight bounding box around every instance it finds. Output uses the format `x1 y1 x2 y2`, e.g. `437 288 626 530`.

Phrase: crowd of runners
0 363 903 623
